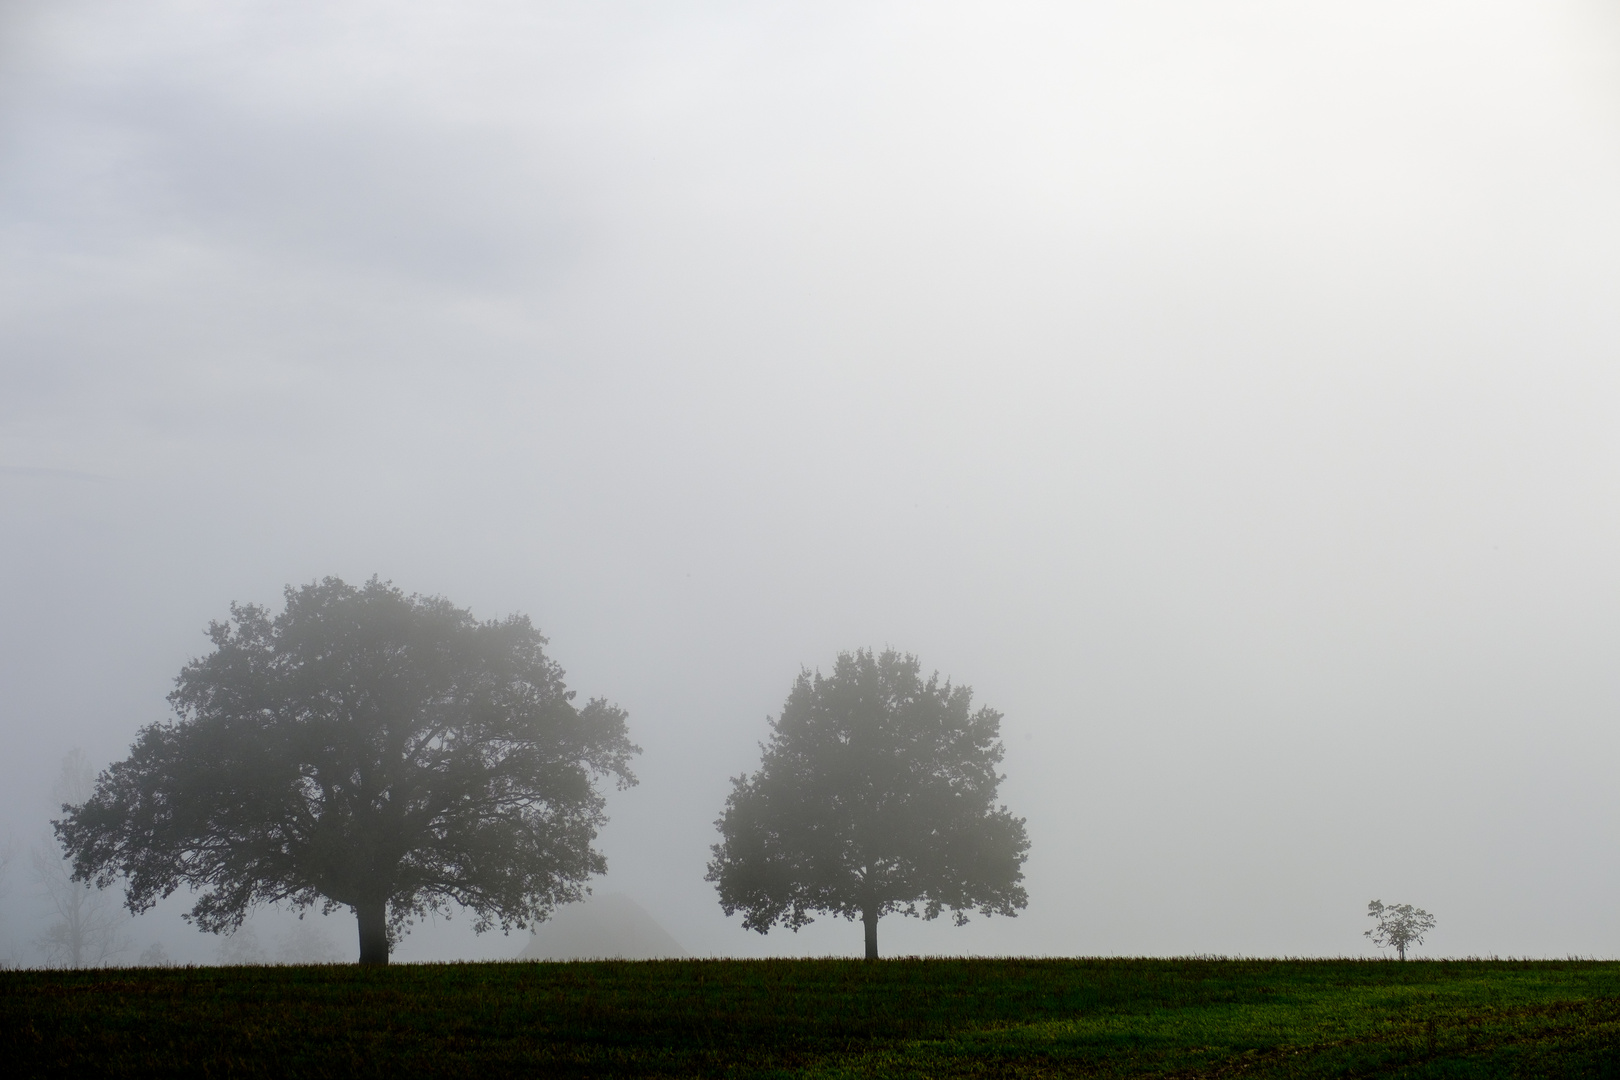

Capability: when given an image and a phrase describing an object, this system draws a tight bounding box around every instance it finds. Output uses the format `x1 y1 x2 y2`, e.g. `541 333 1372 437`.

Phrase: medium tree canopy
55 577 639 964
706 648 1028 959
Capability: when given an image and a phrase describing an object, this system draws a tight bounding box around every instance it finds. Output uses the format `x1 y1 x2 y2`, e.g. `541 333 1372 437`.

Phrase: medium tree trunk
357 899 389 965
1397 942 1406 961
863 905 879 961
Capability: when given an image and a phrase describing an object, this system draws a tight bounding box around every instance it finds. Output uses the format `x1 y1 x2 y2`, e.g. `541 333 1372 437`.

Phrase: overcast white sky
3 0 1620 963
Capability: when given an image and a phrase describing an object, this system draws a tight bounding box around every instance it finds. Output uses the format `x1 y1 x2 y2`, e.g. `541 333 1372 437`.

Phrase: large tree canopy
55 577 639 964
707 648 1028 959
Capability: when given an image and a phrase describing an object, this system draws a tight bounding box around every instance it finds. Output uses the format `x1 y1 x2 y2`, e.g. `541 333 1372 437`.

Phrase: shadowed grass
5 957 1619 1077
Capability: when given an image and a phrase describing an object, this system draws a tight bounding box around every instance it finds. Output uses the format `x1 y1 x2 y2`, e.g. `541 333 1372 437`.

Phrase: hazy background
3 0 1619 963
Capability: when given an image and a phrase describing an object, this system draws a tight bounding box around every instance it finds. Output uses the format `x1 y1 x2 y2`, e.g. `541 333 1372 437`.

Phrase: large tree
55 577 638 964
707 648 1028 959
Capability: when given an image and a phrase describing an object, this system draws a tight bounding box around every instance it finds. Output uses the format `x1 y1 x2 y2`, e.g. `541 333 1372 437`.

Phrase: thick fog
3 0 1620 964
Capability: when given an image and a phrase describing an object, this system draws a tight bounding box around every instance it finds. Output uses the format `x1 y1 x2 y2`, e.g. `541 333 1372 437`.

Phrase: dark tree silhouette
55 577 638 965
707 648 1028 959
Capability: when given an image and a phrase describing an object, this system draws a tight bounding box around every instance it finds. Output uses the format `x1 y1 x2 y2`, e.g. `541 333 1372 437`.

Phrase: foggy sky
3 0 1620 963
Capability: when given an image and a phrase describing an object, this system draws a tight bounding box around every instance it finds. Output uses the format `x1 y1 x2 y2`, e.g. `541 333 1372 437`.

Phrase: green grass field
5 957 1619 1077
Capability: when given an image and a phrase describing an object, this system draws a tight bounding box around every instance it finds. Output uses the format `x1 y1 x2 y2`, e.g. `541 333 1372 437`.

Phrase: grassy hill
5 957 1619 1077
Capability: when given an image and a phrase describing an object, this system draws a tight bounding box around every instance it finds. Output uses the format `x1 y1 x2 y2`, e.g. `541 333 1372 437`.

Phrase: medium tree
55 577 639 964
1364 899 1435 960
707 648 1029 959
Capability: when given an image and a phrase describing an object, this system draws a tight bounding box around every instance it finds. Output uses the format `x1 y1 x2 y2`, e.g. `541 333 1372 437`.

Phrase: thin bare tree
0 829 17 967
33 750 130 968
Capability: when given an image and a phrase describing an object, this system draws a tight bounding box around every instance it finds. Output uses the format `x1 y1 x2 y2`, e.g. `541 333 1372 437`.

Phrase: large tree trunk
863 905 879 961
357 899 389 965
